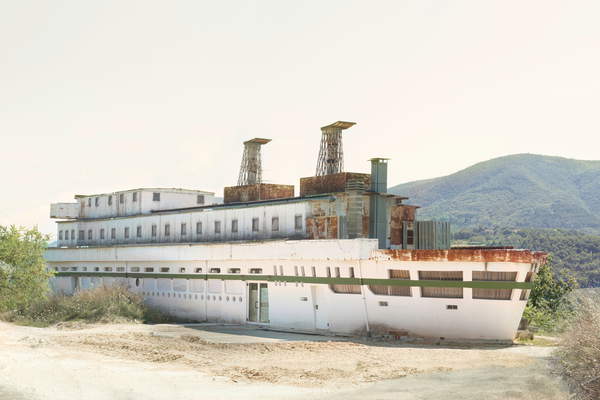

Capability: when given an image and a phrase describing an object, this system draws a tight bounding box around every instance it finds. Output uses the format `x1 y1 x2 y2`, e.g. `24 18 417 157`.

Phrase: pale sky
1 0 599 237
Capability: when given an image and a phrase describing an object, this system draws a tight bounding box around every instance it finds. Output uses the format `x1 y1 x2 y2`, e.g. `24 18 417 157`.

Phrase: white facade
51 188 218 220
55 200 309 246
46 239 541 341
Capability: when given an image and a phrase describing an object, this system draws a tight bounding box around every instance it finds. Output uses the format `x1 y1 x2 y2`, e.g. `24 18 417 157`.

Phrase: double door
248 283 269 323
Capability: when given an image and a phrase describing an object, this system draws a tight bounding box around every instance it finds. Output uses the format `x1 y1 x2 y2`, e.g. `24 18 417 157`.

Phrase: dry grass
1 286 173 327
555 293 600 400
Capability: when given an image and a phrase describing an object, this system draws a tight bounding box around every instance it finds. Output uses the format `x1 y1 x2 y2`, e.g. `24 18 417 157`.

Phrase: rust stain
300 172 370 196
306 216 338 239
390 205 418 245
223 183 294 204
373 249 548 264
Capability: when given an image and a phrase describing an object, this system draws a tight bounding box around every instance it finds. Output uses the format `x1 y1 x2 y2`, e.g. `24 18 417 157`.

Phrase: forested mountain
389 154 600 233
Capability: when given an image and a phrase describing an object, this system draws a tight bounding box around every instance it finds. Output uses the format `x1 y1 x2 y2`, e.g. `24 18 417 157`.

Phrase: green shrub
4 286 173 326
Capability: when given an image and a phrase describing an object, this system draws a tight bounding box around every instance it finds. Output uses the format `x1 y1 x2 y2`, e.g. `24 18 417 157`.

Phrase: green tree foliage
0 225 53 312
522 259 577 331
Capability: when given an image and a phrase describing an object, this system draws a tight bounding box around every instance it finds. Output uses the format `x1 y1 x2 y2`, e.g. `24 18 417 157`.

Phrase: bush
554 291 600 400
3 286 173 327
0 226 52 312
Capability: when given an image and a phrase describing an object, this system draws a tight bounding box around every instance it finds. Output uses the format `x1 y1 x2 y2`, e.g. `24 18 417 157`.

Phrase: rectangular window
136 226 142 238
119 193 124 204
214 221 221 234
59 231 63 240
160 267 170 273
131 267 140 272
472 271 517 300
419 271 463 298
108 195 112 206
231 219 238 233
229 268 241 274
65 230 69 240
271 217 279 232
111 228 116 239
164 224 170 236
349 267 355 278
153 192 160 201
273 266 278 276
132 192 138 202
311 266 316 277
144 267 154 272
100 228 105 239
369 269 411 296
71 229 75 240
197 194 204 204
330 284 361 294
116 267 125 272
95 197 99 207
151 225 157 237
326 267 331 277
196 222 202 234
181 223 187 235
195 268 202 273
124 227 129 239
294 215 302 231
88 198 91 207
250 268 263 274
294 266 299 276
104 267 112 272
279 265 283 275
446 305 458 310
88 229 92 240
252 217 259 232
335 267 340 278
520 272 534 301
78 230 84 240
301 266 305 277
180 267 186 273
210 267 221 273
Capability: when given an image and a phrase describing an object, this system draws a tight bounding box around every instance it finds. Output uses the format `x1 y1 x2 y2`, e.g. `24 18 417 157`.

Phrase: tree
0 226 53 312
523 257 577 332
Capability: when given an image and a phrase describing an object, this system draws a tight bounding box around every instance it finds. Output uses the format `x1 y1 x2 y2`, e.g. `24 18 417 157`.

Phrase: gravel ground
0 322 571 400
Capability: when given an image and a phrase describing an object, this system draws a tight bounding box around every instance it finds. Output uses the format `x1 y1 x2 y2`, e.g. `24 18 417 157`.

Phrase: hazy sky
1 0 599 236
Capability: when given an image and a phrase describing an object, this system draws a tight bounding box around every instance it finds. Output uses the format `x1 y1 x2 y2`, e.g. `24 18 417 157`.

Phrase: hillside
389 154 600 232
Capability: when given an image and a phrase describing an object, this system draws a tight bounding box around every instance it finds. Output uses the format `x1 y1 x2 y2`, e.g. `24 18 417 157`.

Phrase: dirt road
0 322 570 400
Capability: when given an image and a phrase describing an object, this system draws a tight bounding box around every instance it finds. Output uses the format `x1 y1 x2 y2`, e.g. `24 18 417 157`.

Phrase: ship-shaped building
45 122 544 341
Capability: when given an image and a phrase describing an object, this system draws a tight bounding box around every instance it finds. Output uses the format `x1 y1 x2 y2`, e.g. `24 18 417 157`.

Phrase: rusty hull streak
390 205 418 245
223 183 294 204
300 172 371 196
373 249 548 264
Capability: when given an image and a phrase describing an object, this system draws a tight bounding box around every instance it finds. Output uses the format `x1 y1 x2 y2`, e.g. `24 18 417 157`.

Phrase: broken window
419 271 463 298
473 271 517 300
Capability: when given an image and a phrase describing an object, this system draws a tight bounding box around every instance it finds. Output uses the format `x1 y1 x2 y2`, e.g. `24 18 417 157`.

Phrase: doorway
248 282 269 323
311 286 329 330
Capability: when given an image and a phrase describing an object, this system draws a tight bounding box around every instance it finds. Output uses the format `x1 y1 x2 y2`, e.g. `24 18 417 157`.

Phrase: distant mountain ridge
389 154 600 232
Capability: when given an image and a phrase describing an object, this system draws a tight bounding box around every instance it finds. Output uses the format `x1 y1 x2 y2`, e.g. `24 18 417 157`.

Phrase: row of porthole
141 291 243 303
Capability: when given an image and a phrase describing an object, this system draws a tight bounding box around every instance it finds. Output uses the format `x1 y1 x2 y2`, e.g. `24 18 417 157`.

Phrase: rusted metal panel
223 184 294 204
390 205 418 245
299 172 370 196
306 216 338 239
372 249 548 264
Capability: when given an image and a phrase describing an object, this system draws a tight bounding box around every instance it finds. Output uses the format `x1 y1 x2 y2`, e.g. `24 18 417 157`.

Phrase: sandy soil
0 322 570 400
